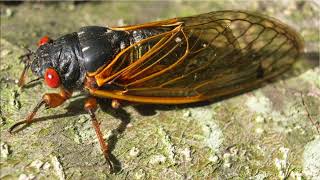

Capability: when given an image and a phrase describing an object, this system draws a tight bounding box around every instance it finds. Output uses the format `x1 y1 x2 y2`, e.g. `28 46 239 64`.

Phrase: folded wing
91 11 303 104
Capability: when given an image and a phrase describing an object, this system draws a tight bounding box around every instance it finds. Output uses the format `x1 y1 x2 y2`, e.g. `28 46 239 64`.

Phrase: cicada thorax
82 26 169 82
77 26 130 74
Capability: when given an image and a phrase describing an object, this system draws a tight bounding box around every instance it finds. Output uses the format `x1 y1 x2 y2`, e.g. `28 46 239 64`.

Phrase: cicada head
29 33 85 90
31 42 53 79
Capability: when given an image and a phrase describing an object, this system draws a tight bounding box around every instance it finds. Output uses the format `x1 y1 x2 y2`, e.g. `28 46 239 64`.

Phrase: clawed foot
8 120 29 134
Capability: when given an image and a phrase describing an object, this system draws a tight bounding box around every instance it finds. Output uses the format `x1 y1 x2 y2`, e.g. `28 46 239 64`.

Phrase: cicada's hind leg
84 97 114 172
9 88 72 133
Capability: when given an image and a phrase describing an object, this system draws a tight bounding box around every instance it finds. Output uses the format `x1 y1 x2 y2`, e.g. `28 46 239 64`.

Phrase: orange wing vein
89 10 304 104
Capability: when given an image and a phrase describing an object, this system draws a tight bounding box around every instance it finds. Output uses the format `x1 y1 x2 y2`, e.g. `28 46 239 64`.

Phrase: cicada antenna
18 48 35 87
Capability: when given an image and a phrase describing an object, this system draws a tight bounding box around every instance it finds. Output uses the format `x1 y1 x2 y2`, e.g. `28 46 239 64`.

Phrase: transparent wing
90 10 303 104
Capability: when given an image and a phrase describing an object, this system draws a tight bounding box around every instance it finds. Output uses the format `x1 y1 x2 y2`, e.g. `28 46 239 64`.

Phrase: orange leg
84 97 113 172
9 88 72 133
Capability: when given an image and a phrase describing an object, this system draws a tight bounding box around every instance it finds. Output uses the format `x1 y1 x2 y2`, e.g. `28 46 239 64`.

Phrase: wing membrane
91 10 303 104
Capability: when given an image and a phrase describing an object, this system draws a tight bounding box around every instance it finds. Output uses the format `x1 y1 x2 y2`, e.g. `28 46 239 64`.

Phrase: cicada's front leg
84 97 114 172
9 88 72 133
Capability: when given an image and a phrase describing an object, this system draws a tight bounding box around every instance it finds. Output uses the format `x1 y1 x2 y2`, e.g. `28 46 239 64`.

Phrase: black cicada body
31 26 161 90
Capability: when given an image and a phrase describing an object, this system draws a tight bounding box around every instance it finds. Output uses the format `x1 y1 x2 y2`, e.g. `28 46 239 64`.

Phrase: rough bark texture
0 1 319 179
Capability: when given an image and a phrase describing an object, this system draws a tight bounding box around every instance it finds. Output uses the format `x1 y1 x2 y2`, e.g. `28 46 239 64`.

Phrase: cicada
9 10 303 171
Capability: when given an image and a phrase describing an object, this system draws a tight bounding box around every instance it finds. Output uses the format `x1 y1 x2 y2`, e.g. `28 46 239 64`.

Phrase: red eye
44 68 60 88
38 36 52 47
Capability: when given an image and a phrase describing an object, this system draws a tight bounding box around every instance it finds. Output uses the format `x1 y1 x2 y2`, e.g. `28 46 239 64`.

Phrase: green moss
38 128 50 137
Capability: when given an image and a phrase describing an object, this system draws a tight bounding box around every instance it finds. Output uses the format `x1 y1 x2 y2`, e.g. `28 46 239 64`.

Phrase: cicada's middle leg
84 97 114 172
